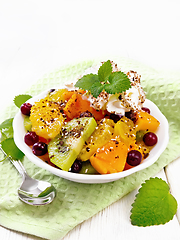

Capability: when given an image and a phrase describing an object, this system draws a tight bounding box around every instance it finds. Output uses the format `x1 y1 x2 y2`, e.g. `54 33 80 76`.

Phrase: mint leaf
89 81 105 98
1 138 25 160
75 60 131 98
130 177 178 226
105 71 131 94
75 74 99 91
98 60 112 82
75 73 104 98
14 94 32 108
0 118 13 130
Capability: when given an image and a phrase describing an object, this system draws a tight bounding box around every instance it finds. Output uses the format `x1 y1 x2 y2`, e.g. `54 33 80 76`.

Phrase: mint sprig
130 177 178 226
75 60 131 98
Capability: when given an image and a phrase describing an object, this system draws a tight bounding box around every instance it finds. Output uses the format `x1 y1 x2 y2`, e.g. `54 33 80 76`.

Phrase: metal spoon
12 159 56 206
0 148 56 206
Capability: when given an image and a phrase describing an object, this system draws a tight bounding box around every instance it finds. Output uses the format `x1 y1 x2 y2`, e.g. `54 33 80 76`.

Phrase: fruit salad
21 61 160 175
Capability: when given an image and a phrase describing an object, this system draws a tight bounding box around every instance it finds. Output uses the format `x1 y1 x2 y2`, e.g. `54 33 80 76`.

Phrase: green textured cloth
0 57 180 240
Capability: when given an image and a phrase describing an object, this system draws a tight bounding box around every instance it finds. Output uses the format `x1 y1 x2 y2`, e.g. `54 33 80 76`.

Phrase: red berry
142 107 150 114
24 131 39 146
32 142 48 156
70 160 82 173
49 89 56 93
110 113 123 123
127 150 142 166
20 103 32 116
125 110 137 123
143 132 158 146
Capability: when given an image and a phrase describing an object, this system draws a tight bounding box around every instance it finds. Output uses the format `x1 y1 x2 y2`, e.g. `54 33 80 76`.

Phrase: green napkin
0 57 180 240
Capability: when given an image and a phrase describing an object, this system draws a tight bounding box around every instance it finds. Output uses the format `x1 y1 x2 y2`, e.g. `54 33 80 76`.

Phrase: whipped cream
106 94 126 115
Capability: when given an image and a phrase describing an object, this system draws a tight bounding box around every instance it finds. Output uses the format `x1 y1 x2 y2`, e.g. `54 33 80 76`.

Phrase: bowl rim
13 89 169 183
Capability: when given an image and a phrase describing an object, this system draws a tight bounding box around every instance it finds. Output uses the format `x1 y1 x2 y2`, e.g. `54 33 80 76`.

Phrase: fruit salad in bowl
13 61 169 183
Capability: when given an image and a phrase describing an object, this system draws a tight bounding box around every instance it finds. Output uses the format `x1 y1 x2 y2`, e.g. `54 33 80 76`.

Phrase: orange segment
114 117 136 146
48 89 69 102
30 97 64 139
135 111 160 132
62 89 85 101
90 138 128 174
48 89 86 103
63 93 105 121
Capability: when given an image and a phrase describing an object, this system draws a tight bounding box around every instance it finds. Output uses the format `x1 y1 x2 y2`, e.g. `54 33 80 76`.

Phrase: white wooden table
0 1 180 239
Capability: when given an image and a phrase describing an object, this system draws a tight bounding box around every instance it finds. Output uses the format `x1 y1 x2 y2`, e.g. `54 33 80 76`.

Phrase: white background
0 0 180 240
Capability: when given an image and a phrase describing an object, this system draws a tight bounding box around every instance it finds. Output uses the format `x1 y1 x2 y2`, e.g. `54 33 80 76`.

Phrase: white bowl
13 89 169 184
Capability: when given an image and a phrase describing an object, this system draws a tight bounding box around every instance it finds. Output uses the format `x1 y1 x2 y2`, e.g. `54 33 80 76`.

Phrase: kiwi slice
78 118 114 161
48 117 97 171
79 161 98 174
24 116 32 132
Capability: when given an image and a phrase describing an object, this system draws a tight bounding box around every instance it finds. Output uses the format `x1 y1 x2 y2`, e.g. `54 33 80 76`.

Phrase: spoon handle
0 147 30 179
0 146 25 176
10 159 28 179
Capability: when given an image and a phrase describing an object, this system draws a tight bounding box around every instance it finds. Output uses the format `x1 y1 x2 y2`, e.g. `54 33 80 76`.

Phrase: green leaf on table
0 127 14 141
75 60 131 98
1 138 25 160
14 94 32 108
0 118 14 141
0 118 13 130
130 177 178 227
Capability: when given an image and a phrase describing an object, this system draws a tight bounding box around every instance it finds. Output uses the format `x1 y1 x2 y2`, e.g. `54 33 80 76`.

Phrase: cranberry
110 113 123 123
32 142 48 156
80 111 94 118
24 131 39 146
20 103 32 116
49 89 56 93
127 150 142 166
125 110 137 123
70 160 82 173
142 107 150 114
143 132 158 146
